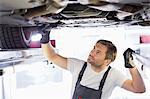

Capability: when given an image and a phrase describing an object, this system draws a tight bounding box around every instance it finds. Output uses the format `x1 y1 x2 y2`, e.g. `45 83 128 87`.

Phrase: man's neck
91 65 107 73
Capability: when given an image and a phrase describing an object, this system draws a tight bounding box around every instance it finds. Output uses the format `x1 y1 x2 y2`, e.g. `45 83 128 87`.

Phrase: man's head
87 39 117 67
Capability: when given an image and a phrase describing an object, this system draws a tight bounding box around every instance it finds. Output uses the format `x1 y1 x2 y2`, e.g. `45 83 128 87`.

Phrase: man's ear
105 59 112 65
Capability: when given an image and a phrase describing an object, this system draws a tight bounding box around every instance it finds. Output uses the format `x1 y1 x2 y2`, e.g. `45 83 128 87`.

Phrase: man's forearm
129 67 146 93
41 43 56 61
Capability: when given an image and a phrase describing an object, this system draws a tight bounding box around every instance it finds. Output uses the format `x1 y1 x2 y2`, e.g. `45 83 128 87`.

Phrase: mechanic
40 28 145 99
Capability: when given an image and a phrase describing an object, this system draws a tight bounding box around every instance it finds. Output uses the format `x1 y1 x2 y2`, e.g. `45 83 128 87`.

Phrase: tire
0 24 35 49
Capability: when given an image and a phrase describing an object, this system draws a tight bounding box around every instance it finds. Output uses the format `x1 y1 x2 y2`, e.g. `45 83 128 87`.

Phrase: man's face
87 43 108 67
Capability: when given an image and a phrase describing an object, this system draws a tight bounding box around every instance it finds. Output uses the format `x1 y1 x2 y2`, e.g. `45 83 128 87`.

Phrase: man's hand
39 24 50 44
123 48 135 68
39 23 58 44
40 30 50 44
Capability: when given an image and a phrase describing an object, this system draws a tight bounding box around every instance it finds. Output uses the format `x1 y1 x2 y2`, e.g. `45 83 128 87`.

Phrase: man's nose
90 50 95 56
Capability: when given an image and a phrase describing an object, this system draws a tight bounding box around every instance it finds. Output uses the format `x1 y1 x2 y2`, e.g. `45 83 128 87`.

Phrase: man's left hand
123 48 135 68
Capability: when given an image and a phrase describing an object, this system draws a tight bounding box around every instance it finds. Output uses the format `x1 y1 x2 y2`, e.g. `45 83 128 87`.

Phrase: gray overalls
72 62 111 99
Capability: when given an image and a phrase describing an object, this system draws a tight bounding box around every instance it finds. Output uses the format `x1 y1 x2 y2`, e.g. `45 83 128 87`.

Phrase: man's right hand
40 28 50 44
39 23 58 44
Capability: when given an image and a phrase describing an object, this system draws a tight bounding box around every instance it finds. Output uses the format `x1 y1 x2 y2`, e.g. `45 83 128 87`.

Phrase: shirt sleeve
67 58 85 74
114 69 128 87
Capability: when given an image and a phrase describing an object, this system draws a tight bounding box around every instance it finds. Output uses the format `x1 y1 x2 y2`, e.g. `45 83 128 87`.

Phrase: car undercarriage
0 0 150 49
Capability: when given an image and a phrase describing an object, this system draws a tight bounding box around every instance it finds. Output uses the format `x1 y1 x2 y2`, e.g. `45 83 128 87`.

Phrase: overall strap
98 66 111 99
75 62 87 86
99 66 111 91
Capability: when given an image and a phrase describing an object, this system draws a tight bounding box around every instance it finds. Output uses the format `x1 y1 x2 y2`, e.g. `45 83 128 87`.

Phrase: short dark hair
96 39 117 62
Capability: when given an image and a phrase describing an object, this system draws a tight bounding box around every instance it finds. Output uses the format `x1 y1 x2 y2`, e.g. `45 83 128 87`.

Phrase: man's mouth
88 56 94 61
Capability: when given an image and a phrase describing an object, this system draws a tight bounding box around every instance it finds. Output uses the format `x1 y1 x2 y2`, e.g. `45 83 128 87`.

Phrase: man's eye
96 51 100 54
